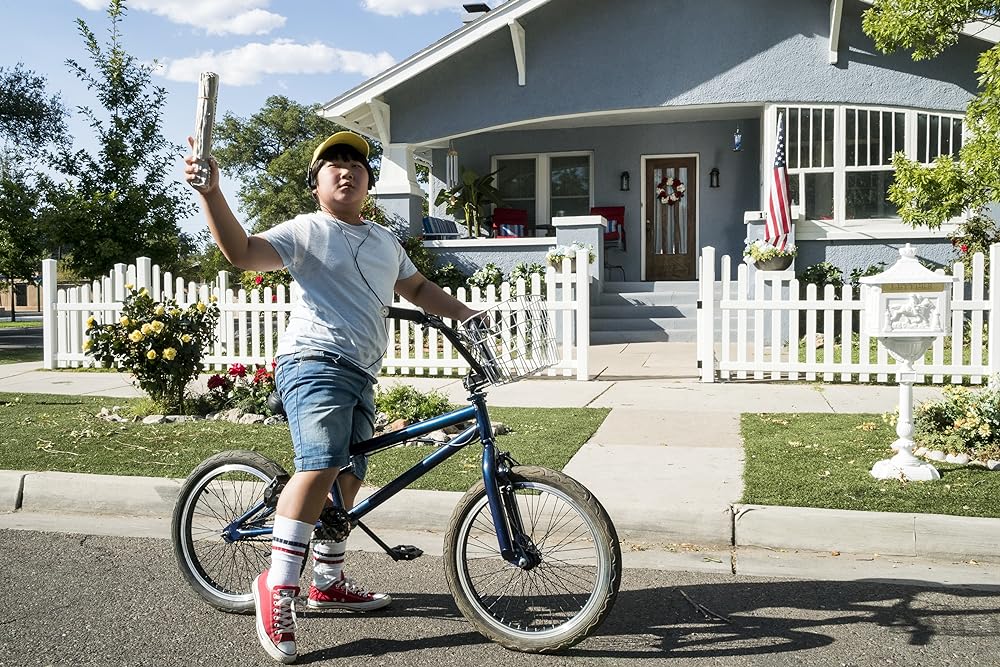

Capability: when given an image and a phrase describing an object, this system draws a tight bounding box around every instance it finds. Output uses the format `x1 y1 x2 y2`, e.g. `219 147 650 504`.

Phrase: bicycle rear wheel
172 450 287 613
443 465 621 653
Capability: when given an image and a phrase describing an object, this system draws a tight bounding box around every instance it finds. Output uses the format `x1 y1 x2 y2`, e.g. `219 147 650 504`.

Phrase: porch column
375 143 424 238
553 216 604 305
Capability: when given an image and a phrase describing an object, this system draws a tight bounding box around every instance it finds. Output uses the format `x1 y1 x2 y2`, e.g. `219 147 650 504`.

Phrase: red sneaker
307 573 391 611
252 571 299 664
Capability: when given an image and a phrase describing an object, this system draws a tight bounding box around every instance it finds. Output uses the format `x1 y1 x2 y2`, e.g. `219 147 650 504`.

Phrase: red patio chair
491 207 529 238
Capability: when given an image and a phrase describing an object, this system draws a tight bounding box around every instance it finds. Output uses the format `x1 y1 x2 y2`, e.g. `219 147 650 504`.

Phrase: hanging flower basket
744 239 796 271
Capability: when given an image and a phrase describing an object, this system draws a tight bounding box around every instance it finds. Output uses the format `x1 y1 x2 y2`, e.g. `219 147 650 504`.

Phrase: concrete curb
3 471 999 565
734 504 1000 561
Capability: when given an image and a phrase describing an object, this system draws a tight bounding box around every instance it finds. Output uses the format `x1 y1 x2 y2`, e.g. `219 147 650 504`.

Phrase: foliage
433 167 504 238
204 363 278 416
798 261 845 288
546 242 596 267
239 269 292 296
375 383 451 423
744 239 797 262
849 262 888 288
509 262 547 295
467 262 504 291
947 213 999 275
908 384 1000 461
433 263 469 292
0 64 67 318
862 0 1000 230
84 287 220 414
401 236 436 277
212 95 392 233
50 0 194 279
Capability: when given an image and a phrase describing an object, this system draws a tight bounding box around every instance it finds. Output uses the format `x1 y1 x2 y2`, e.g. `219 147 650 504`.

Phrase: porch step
590 281 705 344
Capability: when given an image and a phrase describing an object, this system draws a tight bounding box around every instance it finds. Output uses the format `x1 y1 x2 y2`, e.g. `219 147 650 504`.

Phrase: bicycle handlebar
380 305 490 385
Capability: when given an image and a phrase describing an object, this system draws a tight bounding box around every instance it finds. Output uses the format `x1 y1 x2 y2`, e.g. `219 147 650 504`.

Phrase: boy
185 132 477 664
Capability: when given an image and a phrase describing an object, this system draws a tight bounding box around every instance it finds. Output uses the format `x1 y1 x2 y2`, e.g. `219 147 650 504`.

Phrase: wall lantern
709 167 720 188
732 126 743 152
619 171 630 192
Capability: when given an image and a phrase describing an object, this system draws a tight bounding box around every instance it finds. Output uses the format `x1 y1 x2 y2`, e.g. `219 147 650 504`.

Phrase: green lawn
741 412 1000 518
0 392 608 492
0 321 42 329
0 349 42 364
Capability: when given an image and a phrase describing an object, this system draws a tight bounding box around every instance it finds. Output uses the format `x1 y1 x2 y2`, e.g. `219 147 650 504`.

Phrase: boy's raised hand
184 135 219 194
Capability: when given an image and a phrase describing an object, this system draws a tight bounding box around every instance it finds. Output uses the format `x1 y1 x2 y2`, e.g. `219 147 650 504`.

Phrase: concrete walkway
1 345 998 587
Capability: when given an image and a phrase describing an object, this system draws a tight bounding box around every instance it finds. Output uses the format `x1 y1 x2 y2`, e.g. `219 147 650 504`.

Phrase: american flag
766 112 792 250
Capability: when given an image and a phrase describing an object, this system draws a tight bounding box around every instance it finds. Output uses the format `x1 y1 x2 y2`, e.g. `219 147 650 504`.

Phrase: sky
2 0 475 237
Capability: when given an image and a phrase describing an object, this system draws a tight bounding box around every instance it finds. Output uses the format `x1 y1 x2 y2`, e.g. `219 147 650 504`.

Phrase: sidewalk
1 345 998 587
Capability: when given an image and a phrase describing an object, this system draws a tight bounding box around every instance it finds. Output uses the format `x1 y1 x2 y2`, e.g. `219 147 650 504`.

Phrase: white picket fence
41 256 591 380
696 245 1000 384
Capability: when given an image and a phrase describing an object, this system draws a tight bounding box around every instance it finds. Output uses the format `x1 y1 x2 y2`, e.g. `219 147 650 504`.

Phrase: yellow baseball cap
310 131 371 169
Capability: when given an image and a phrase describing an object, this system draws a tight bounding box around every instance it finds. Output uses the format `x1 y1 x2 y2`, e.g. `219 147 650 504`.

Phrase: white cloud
159 40 397 86
73 0 286 35
361 0 463 17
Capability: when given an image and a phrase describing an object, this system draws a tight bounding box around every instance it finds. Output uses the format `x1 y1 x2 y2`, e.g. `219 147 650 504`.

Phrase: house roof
320 0 999 144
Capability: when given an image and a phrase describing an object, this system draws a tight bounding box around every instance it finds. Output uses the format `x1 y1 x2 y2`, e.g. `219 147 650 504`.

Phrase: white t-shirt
259 212 418 375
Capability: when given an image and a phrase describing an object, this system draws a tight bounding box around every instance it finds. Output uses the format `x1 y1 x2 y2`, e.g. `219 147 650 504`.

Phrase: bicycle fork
475 397 541 571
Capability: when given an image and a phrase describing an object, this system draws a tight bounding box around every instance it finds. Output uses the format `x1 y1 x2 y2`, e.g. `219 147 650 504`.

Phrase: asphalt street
3 529 999 667
0 325 41 350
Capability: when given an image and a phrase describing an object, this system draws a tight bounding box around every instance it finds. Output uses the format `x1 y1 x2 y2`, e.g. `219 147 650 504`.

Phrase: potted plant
433 167 504 238
744 239 797 271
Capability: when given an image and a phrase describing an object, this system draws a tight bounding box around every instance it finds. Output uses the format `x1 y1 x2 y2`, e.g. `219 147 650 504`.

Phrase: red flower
254 275 263 285
253 367 271 385
207 374 229 390
272 294 278 302
961 244 969 253
228 363 247 378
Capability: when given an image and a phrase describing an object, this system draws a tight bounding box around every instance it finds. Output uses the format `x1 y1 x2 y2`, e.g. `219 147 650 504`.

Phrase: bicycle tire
443 465 621 653
172 450 287 613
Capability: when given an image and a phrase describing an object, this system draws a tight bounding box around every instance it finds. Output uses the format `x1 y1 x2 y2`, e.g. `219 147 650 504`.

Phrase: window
772 105 965 233
494 152 593 236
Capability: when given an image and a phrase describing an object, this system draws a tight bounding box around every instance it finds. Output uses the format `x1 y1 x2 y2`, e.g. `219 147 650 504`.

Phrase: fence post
41 258 57 369
575 257 590 381
989 243 1000 383
135 257 152 293
699 246 716 382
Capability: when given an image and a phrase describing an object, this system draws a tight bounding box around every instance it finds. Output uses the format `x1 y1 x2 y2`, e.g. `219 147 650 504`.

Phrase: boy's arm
184 137 282 272
394 273 477 322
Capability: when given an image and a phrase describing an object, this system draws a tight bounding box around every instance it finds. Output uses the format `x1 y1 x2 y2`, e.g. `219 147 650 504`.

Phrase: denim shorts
274 350 374 478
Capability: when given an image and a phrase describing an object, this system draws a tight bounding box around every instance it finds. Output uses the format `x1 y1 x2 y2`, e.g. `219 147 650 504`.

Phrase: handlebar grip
381 305 428 324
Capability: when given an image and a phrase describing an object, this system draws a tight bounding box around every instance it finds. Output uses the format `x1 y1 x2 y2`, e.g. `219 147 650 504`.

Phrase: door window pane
550 155 590 217
804 173 834 220
846 170 897 219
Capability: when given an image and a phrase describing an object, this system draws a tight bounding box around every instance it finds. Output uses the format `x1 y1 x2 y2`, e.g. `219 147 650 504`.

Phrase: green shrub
432 263 469 292
509 262 546 294
798 261 844 289
401 236 437 278
849 262 887 288
904 384 1000 461
239 270 291 295
85 287 220 414
376 384 452 422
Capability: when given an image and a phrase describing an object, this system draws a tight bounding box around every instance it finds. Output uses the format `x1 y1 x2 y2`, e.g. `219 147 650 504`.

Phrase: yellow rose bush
913 384 1000 462
84 287 220 414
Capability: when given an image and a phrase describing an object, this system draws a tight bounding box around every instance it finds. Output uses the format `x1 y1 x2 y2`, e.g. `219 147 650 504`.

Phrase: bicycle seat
266 391 285 416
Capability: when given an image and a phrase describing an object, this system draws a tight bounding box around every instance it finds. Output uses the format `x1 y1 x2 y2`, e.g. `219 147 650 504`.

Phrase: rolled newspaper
191 72 219 189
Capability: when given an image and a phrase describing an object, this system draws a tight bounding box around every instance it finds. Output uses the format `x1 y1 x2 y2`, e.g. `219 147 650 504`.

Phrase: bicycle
171 295 621 653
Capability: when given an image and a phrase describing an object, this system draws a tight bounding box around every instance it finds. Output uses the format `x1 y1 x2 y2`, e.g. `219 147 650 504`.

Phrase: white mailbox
860 245 952 339
859 244 958 482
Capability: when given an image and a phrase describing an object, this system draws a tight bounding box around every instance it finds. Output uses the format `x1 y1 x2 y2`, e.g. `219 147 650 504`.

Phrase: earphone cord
334 216 390 373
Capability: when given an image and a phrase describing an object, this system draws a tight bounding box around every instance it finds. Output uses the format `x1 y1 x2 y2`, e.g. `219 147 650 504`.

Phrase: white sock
267 516 314 589
311 538 347 590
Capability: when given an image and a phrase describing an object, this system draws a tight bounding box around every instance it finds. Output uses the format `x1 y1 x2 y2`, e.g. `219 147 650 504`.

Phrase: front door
645 158 697 280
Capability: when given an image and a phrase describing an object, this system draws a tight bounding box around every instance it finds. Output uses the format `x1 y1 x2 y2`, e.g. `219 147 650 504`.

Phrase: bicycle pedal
389 544 423 560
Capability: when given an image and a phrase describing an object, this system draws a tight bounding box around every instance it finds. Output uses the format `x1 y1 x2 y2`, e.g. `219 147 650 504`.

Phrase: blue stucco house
317 0 994 300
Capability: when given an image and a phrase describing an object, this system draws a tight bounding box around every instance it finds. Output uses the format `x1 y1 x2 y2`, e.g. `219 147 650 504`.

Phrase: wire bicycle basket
459 295 558 385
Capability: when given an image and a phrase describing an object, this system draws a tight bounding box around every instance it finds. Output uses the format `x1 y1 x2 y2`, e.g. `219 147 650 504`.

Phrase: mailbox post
860 244 957 481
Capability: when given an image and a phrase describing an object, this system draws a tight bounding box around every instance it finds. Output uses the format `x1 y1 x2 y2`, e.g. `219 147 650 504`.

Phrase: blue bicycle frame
223 307 532 568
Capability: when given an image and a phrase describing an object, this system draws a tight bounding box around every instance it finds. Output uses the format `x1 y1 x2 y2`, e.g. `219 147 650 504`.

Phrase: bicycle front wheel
172 450 287 613
443 465 621 653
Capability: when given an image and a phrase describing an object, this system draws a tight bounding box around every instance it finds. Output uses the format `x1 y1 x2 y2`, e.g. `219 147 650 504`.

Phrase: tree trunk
9 284 14 323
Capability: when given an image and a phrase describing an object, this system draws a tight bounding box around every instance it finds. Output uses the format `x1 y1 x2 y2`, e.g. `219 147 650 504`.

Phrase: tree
51 0 193 279
862 1 1000 243
0 64 66 321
